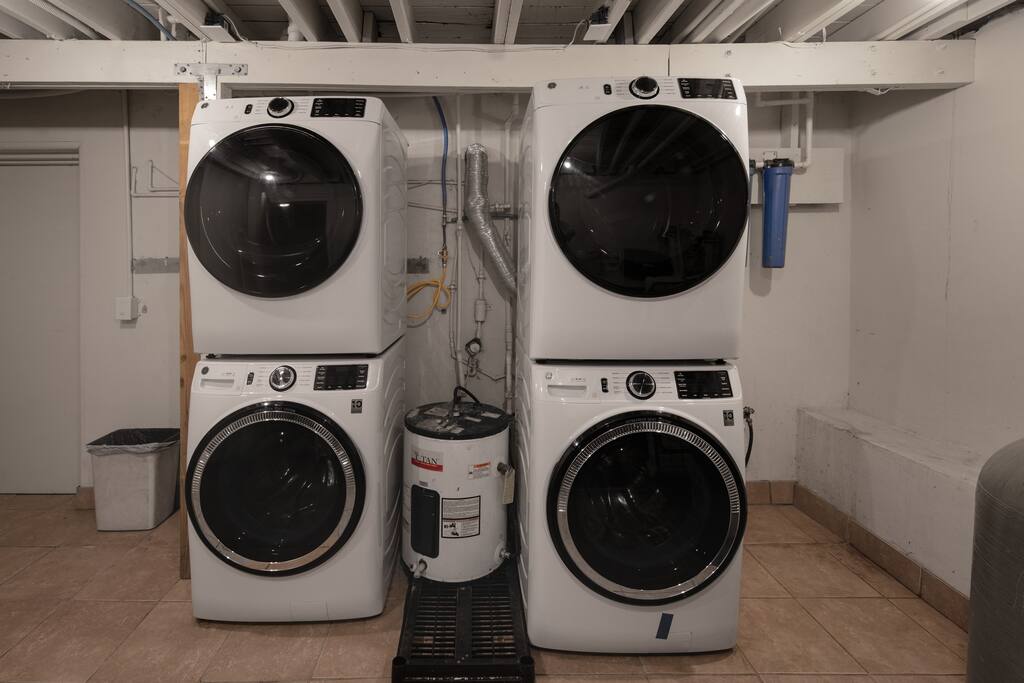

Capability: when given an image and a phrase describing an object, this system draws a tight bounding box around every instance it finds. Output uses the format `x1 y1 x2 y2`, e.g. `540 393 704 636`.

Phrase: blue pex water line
762 159 794 268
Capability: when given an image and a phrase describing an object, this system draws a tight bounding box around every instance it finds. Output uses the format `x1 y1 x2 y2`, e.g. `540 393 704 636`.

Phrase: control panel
674 370 733 399
310 97 367 118
314 364 369 391
677 78 737 100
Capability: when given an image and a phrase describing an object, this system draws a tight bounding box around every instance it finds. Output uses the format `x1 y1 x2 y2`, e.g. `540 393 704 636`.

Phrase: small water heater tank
968 438 1024 681
402 392 511 582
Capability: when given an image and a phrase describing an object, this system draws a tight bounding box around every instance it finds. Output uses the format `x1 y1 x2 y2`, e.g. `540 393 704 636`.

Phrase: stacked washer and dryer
514 76 752 652
182 96 408 622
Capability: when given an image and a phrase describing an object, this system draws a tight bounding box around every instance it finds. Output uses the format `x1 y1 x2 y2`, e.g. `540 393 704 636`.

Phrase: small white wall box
115 296 140 321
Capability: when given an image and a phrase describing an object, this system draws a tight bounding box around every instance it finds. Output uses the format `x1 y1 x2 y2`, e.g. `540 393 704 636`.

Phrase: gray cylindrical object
968 438 1024 682
463 143 516 300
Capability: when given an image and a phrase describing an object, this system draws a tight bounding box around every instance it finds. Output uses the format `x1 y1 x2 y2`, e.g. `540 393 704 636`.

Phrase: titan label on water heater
402 400 511 582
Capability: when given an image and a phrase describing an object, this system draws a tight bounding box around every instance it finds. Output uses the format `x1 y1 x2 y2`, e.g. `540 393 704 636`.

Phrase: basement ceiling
0 0 1017 45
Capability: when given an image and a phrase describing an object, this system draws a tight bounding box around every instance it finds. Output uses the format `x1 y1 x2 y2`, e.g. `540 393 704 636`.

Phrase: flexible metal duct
464 143 516 300
968 437 1024 681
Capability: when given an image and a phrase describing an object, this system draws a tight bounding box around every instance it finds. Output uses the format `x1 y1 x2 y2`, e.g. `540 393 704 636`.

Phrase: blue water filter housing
762 158 795 268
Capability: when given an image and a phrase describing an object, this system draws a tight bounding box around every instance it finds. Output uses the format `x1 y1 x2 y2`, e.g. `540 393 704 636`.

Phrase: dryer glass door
186 401 365 576
185 124 362 298
549 105 748 298
548 412 745 605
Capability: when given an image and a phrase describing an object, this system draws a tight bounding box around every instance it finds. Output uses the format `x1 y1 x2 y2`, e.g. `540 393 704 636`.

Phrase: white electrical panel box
115 296 140 321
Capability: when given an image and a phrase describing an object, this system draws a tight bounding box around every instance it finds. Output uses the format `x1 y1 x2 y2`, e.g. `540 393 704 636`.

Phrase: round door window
184 124 362 298
547 412 745 604
186 401 364 576
549 106 749 298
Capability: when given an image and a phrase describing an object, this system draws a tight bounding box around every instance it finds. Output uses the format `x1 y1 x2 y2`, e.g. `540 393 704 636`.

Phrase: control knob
626 371 656 400
629 76 660 100
269 365 296 392
267 97 294 118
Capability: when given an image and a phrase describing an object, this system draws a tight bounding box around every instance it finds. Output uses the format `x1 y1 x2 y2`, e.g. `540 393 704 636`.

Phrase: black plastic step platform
392 561 534 683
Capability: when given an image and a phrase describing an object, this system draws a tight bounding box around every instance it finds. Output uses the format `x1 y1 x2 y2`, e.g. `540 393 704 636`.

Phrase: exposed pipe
464 144 516 301
750 91 814 170
122 90 135 300
453 95 465 388
502 94 520 414
123 0 177 41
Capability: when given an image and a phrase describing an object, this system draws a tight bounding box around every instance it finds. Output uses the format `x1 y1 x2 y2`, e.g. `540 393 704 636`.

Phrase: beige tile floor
0 495 968 682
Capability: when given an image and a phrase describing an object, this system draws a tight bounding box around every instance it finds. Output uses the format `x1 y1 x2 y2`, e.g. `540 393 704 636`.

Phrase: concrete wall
0 90 180 491
848 9 1024 460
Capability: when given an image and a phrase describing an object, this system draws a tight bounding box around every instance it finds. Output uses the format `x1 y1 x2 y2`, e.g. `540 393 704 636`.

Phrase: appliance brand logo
411 450 443 472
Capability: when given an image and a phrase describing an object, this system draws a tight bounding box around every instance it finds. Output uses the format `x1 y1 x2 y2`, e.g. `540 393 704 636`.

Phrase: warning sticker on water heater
441 495 481 539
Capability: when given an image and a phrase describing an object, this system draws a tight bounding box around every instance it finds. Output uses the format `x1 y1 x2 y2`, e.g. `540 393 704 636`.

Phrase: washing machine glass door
548 411 745 605
186 401 365 576
549 105 748 298
185 124 362 298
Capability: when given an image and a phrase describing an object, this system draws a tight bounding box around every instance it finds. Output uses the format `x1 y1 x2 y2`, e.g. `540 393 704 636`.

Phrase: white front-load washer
518 77 750 361
185 96 407 355
514 357 747 652
185 339 404 622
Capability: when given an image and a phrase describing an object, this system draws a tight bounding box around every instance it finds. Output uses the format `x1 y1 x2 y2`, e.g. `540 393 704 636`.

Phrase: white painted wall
848 8 1024 460
0 88 855 490
0 90 180 491
740 94 854 481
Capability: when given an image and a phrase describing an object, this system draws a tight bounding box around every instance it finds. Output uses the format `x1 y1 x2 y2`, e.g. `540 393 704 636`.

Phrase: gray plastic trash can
86 428 179 531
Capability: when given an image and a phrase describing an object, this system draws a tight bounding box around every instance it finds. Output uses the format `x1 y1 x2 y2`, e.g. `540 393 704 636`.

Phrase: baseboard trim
746 480 796 505
793 483 970 631
73 486 95 510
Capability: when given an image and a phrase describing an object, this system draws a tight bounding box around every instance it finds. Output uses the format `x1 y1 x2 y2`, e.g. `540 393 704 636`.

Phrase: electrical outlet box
115 296 140 321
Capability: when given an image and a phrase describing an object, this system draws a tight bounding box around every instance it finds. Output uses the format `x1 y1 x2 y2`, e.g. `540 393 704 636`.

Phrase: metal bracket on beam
174 62 247 100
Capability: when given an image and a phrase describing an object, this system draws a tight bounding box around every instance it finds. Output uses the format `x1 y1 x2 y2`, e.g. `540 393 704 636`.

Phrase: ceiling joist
0 8 43 38
388 0 416 43
325 0 364 42
907 0 1018 38
665 0 720 44
492 0 524 44
698 0 780 43
832 0 970 41
40 0 156 40
745 0 867 42
278 0 327 41
0 0 82 39
632 0 687 44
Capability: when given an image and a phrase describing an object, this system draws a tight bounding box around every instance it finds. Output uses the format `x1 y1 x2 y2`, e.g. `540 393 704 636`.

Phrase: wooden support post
178 83 200 580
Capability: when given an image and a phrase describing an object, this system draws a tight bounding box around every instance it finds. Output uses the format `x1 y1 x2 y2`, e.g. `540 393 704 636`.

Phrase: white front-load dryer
185 96 407 355
518 77 749 361
185 339 404 622
514 357 747 652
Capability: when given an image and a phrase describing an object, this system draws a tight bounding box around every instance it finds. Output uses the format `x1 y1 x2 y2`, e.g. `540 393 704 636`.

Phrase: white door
0 162 80 492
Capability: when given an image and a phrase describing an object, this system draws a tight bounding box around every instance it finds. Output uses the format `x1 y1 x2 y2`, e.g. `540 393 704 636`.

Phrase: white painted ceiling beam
906 0 1017 38
325 0 363 42
388 0 416 43
27 1 101 38
39 0 155 40
0 0 82 38
361 10 376 42
632 0 687 44
745 0 866 42
583 0 634 43
687 0 751 42
279 0 327 41
0 8 43 37
697 0 779 42
492 0 524 44
150 0 214 40
0 39 973 93
832 0 970 41
665 0 720 43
